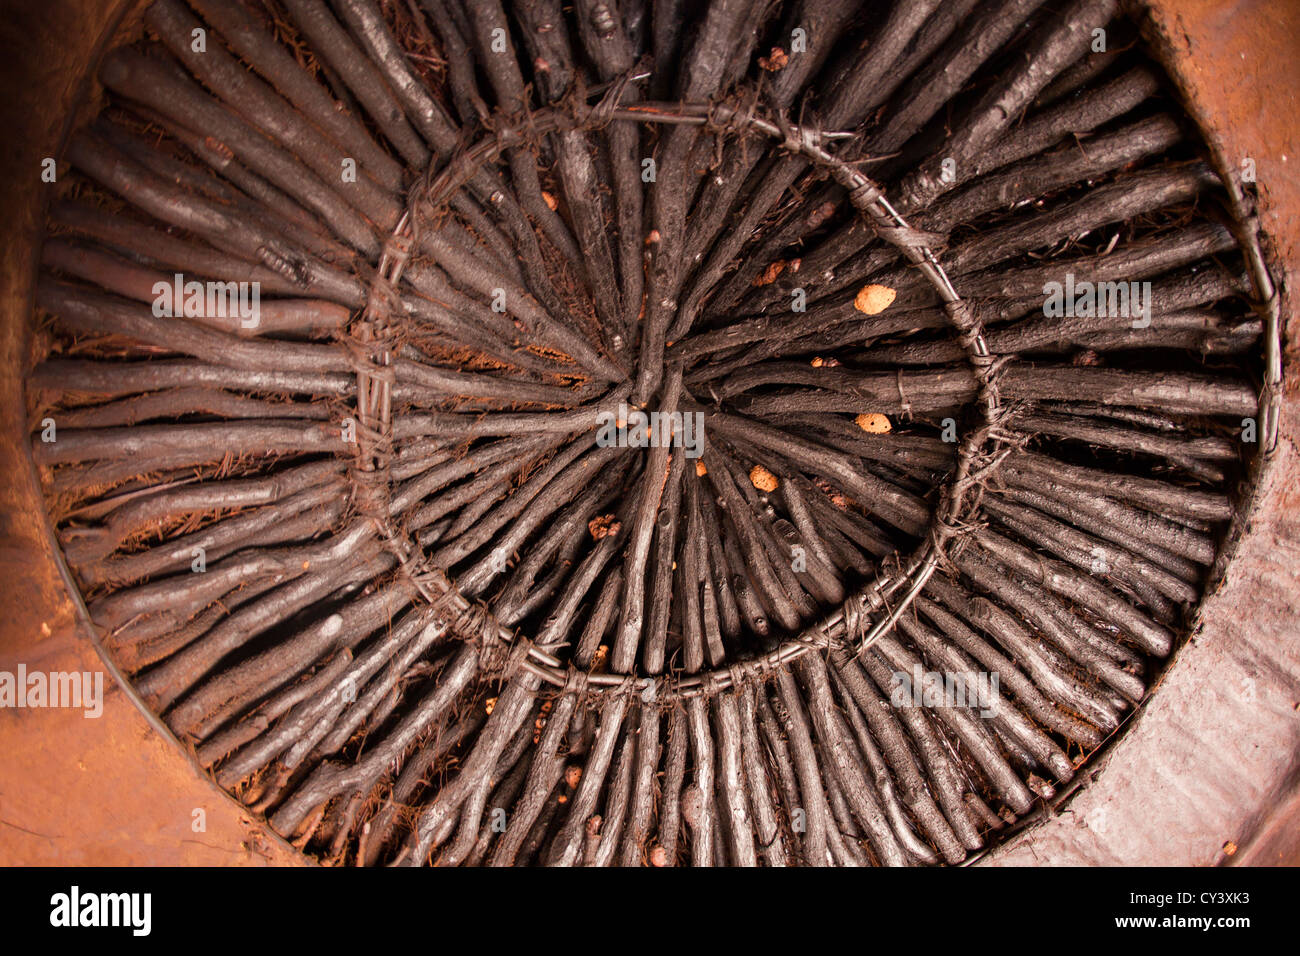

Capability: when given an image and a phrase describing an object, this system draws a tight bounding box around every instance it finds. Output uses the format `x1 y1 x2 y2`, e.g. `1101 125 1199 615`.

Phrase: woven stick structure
27 0 1278 866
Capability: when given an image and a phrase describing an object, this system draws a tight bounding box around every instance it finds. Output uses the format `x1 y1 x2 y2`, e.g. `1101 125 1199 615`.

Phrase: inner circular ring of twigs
348 93 1002 703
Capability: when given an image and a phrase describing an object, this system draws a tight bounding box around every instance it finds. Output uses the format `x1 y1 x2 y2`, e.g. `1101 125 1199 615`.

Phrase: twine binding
341 89 1024 705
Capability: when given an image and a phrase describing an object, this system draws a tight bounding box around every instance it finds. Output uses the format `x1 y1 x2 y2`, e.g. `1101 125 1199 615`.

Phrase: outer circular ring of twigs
347 92 1003 703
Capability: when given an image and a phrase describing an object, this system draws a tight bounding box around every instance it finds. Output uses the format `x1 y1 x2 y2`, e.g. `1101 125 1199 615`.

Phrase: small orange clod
565 765 583 789
806 201 837 229
855 413 892 434
648 845 669 867
854 284 897 315
302 561 311 570
557 794 567 804
753 260 787 286
1072 349 1102 367
592 644 609 673
646 229 661 245
485 696 497 715
750 465 778 493
541 190 558 211
1223 840 1238 856
695 460 707 477
816 477 850 510
589 514 621 540
758 47 789 72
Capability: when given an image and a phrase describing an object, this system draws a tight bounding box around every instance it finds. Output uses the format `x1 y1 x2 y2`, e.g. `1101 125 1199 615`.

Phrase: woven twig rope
344 91 1007 703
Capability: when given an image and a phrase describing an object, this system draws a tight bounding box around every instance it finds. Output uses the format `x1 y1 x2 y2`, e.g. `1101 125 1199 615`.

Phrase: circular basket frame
346 92 1007 703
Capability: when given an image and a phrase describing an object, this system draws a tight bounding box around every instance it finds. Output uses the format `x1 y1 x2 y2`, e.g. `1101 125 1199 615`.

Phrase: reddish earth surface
0 0 302 866
0 0 1295 865
989 0 1300 867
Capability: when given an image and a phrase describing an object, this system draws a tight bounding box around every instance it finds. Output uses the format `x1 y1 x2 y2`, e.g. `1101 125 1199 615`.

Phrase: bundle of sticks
27 0 1271 866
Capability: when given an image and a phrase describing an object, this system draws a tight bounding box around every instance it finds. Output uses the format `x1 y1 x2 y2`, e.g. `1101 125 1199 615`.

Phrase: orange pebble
855 413 892 434
854 284 896 315
749 465 778 492
753 260 787 286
